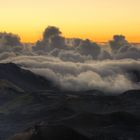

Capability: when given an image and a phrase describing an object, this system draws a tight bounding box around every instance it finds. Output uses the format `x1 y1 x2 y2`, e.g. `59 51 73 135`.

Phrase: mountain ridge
0 63 140 140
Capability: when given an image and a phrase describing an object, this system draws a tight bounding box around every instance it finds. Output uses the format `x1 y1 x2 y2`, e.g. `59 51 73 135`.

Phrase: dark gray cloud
33 26 101 59
32 26 140 60
0 27 140 61
33 26 66 51
109 35 140 59
43 26 62 40
0 32 21 47
75 39 101 59
0 32 33 55
109 35 130 53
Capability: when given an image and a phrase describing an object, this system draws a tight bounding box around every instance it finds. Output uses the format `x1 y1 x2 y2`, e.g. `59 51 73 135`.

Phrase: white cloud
1 54 140 93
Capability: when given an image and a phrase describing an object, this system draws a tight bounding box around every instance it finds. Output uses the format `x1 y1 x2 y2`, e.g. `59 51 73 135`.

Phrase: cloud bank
1 55 140 93
0 26 140 93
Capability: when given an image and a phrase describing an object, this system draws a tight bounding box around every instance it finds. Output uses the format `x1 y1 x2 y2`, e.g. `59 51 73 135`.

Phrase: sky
0 0 140 43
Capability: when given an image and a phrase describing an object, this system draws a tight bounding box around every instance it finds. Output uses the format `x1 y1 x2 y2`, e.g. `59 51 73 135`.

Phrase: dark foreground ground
0 63 140 140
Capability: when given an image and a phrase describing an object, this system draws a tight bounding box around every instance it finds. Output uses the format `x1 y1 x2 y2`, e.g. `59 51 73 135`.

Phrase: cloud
48 48 92 62
0 52 16 60
58 50 89 62
109 35 130 53
43 26 62 39
0 32 33 56
32 26 140 61
115 46 140 59
98 49 112 60
33 26 66 51
1 54 140 93
109 35 140 59
33 27 101 59
75 39 101 59
0 26 140 94
0 32 21 48
32 26 140 60
1 27 140 61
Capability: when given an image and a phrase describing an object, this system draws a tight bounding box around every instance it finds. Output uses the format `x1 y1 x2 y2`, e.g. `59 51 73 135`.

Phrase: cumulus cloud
0 32 22 53
75 39 101 59
0 32 21 47
33 26 66 52
0 32 33 57
32 26 140 60
109 35 140 59
109 35 130 53
33 26 102 59
98 49 112 60
1 27 140 61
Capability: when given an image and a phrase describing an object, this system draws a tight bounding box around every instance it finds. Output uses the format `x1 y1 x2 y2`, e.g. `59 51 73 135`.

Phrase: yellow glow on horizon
0 0 140 43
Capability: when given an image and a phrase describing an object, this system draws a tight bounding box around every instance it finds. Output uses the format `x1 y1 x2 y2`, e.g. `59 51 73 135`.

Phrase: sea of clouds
0 26 140 93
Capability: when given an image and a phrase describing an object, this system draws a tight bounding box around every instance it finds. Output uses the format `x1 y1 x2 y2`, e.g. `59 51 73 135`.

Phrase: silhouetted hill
0 63 56 92
0 63 139 140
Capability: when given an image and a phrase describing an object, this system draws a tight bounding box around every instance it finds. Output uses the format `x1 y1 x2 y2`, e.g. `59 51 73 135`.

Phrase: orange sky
0 0 140 43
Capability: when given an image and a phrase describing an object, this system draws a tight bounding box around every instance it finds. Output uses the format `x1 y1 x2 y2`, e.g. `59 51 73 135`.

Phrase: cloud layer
0 26 140 93
1 55 140 93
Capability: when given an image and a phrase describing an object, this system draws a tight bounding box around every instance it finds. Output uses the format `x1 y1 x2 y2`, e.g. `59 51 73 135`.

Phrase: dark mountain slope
0 63 139 140
0 63 56 92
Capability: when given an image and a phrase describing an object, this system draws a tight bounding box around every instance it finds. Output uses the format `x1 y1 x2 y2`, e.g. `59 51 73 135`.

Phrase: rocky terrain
0 63 140 140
